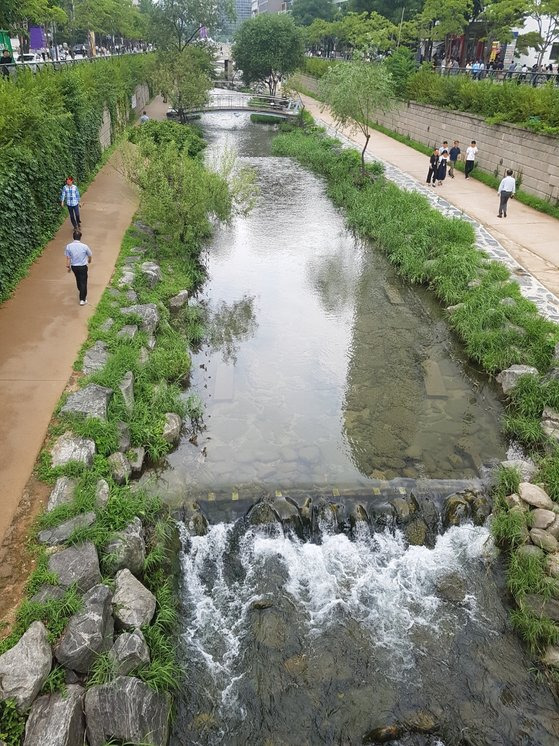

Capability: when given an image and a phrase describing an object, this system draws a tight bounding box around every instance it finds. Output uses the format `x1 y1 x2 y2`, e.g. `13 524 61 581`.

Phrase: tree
419 0 473 60
156 46 213 123
516 0 559 66
319 60 395 173
292 0 335 27
477 0 528 60
146 0 234 52
233 15 304 96
348 0 422 24
336 11 397 54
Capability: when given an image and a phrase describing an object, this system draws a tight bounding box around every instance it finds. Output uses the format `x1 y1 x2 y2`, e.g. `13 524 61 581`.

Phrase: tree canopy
291 0 336 27
146 0 234 51
233 14 304 95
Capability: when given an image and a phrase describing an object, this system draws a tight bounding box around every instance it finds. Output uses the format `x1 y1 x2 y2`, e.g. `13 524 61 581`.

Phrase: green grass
511 607 559 653
250 113 285 125
0 699 27 746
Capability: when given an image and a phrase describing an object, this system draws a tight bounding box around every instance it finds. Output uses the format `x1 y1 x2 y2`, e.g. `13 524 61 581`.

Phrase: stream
156 111 559 744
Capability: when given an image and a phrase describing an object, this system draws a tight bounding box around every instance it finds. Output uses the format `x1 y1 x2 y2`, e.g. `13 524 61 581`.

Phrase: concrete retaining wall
98 83 151 151
295 72 559 204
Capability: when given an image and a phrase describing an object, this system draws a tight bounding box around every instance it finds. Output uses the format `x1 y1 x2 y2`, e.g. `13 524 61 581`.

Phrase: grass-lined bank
0 120 234 744
272 119 559 662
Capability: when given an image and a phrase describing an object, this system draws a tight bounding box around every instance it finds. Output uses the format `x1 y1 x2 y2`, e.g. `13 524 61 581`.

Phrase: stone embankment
0 220 189 745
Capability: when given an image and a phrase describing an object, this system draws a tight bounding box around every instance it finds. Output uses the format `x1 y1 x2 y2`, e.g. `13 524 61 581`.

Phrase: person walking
436 152 449 185
448 140 461 178
497 169 516 218
465 140 478 179
60 177 81 230
0 48 13 77
65 230 92 305
426 148 440 186
139 110 150 123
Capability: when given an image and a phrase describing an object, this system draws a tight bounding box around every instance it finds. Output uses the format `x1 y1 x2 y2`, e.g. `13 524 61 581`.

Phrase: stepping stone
422 359 447 399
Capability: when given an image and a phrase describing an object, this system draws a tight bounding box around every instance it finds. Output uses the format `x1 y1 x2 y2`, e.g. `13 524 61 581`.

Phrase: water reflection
147 112 505 503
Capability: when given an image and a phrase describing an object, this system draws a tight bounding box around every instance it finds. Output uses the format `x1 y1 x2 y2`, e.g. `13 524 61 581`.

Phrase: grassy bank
272 118 559 656
289 74 559 222
0 120 232 743
0 54 156 303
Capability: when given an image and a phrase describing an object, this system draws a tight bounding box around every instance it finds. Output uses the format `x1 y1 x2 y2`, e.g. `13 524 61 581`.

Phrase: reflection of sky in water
150 113 505 501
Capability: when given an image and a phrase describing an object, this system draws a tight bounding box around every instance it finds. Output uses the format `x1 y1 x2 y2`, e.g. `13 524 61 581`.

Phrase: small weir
157 111 559 744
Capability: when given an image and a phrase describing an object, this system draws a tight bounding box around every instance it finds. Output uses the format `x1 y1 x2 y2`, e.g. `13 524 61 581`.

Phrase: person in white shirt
497 169 516 218
65 230 92 305
139 110 150 123
464 140 478 179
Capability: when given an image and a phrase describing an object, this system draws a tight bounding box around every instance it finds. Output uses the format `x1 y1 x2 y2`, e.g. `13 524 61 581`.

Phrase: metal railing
432 65 559 87
0 50 152 79
171 90 303 117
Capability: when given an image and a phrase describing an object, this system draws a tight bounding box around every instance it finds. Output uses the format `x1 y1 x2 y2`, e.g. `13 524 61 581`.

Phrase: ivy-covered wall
0 55 156 303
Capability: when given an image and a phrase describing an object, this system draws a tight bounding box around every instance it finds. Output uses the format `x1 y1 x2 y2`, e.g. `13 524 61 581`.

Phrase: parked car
16 52 43 71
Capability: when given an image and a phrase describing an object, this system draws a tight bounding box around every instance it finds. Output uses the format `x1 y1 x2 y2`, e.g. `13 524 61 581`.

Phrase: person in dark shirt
0 49 13 77
437 152 449 185
448 140 461 178
426 148 439 186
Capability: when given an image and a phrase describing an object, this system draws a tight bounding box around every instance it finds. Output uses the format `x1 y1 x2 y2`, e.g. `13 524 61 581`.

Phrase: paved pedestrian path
301 95 559 305
0 97 167 544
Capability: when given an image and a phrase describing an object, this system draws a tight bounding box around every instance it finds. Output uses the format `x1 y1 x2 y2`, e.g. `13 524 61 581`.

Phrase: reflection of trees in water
307 233 362 315
206 294 258 363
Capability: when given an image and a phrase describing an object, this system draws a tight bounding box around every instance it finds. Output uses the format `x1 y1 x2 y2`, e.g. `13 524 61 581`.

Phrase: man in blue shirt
60 176 81 230
65 230 92 305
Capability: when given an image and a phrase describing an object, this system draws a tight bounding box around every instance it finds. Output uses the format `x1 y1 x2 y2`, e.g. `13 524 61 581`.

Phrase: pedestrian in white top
464 140 478 179
139 110 149 123
497 169 516 218
65 230 92 305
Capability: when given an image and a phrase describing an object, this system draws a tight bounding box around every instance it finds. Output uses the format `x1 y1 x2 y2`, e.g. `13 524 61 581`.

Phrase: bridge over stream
167 88 304 120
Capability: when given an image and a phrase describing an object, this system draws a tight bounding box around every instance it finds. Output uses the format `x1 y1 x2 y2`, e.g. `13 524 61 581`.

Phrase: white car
16 52 44 71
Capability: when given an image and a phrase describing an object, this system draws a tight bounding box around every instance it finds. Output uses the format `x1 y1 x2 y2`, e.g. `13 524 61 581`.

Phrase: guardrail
427 66 559 87
0 50 151 79
170 90 303 118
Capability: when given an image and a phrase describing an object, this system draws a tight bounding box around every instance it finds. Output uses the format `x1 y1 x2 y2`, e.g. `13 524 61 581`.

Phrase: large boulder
51 432 95 468
531 509 556 530
55 585 114 673
48 542 101 592
140 261 161 288
530 528 559 553
38 512 96 545
23 684 85 746
0 622 52 711
162 413 181 445
46 477 76 512
108 452 131 485
108 630 150 676
60 384 113 421
104 518 146 576
112 569 156 629
119 371 134 414
84 676 170 746
120 304 159 335
83 341 109 375
518 482 555 510
496 365 538 395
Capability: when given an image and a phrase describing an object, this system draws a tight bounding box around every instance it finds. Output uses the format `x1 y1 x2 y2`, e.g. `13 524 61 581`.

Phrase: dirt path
301 95 559 298
0 97 167 548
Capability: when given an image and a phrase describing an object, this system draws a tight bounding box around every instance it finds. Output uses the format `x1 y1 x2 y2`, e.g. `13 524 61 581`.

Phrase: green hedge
302 57 340 79
407 66 559 135
0 55 156 303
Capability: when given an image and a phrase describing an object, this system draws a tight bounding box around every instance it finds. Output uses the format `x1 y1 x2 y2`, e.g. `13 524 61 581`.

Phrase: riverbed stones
168 290 189 311
404 517 428 546
55 585 114 673
23 684 85 746
95 478 110 509
162 413 181 445
442 494 469 528
518 482 555 510
435 572 467 604
496 364 538 395
184 503 209 536
504 493 528 512
529 528 559 553
0 621 52 711
108 630 150 676
84 676 171 746
531 509 556 529
541 407 559 441
127 447 145 475
140 261 161 288
47 477 76 512
522 594 559 622
108 452 131 485
51 431 95 467
104 518 145 576
119 371 134 413
83 341 109 375
120 303 159 335
117 324 138 340
48 542 101 592
248 501 280 527
38 512 96 545
545 553 559 578
112 569 156 629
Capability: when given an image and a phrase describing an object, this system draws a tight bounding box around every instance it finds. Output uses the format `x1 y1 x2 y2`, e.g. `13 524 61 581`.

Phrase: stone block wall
294 72 559 204
99 107 112 150
97 83 151 150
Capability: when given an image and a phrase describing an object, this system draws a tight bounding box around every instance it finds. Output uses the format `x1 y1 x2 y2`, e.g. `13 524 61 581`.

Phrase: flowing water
159 112 559 744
